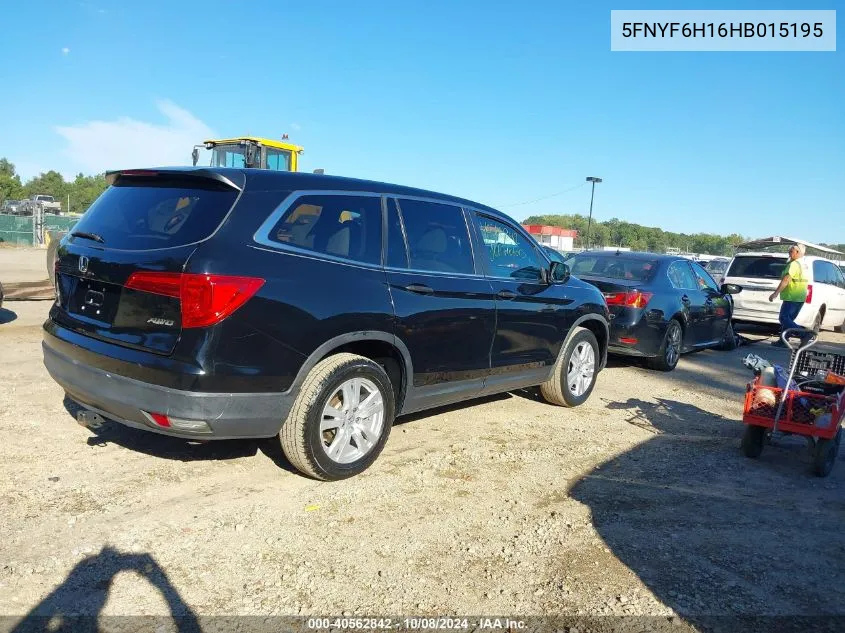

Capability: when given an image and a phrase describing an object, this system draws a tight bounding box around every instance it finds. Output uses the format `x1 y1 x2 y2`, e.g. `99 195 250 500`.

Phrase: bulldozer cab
192 136 304 172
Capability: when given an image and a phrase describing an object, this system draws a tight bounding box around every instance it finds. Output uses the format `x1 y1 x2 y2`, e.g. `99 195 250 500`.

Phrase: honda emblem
78 256 89 273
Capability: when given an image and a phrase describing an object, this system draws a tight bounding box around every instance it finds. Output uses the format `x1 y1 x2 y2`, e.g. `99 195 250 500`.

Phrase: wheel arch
287 331 413 413
569 313 609 371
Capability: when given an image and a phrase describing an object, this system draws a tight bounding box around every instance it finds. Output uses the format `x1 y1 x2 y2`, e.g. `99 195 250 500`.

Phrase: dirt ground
1 298 844 630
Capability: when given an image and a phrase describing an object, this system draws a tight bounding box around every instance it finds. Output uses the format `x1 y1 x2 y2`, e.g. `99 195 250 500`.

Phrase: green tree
0 157 24 203
66 172 108 214
23 170 68 206
523 213 747 255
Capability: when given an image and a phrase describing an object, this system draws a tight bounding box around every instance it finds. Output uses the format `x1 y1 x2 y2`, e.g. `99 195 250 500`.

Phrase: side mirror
721 283 742 295
550 261 571 284
191 147 199 166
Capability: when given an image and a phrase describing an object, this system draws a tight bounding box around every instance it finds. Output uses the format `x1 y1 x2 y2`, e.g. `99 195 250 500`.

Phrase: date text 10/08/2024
621 22 824 39
307 618 527 630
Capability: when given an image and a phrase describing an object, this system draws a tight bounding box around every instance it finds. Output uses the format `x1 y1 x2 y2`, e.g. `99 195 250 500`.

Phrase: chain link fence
0 212 80 246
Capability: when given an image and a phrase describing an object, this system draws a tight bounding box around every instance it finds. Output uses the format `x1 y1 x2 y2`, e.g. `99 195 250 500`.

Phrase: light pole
585 176 602 249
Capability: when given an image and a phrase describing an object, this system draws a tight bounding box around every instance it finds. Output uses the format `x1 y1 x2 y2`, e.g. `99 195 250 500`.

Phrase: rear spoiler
105 168 244 192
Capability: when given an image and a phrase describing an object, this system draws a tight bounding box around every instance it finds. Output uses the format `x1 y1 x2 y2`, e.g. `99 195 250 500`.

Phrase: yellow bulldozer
191 135 322 173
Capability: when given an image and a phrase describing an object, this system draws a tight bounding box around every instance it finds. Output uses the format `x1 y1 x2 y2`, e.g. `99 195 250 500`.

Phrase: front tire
719 321 738 351
540 327 599 408
280 353 395 481
646 319 683 372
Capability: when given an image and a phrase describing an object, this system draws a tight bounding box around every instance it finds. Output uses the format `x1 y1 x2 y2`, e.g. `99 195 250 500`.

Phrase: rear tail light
125 272 264 328
806 284 813 304
604 290 653 309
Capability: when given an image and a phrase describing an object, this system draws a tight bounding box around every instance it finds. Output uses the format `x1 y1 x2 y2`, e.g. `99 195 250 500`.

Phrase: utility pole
585 177 602 249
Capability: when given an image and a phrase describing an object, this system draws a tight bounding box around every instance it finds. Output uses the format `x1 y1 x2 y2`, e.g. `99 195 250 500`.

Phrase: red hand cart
741 329 844 477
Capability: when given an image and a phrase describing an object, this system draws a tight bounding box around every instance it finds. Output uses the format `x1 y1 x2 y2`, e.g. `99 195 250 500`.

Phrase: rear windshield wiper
71 231 105 244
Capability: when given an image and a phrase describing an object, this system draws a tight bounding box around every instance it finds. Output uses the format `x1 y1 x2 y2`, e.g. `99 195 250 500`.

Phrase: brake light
125 272 264 328
603 290 653 309
806 284 813 304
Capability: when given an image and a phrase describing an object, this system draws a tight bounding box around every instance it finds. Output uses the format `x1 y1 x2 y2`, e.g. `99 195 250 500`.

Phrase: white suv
723 252 845 333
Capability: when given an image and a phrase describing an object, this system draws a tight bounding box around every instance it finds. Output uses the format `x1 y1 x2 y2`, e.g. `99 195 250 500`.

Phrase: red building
522 225 578 251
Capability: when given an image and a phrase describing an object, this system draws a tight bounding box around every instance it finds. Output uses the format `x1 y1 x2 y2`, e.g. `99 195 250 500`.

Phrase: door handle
497 289 518 300
404 284 434 295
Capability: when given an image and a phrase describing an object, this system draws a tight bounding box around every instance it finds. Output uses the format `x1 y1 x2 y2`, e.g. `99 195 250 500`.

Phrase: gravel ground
1 300 844 630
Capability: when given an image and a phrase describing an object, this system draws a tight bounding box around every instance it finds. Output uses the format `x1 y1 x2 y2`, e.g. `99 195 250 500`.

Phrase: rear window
726 255 786 280
570 255 659 282
69 177 238 250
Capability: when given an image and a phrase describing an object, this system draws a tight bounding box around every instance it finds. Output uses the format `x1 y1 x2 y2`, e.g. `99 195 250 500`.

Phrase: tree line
524 213 749 256
0 158 108 215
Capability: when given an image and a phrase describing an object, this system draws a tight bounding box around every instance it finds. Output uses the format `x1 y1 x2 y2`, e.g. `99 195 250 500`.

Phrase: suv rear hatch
725 254 790 317
52 169 246 355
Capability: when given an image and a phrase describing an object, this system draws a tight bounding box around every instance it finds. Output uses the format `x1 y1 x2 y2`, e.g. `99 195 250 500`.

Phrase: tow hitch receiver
76 410 105 430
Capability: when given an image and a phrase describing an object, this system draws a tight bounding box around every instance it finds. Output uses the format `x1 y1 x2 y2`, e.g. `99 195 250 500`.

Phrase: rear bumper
43 337 290 440
606 315 665 358
733 305 814 328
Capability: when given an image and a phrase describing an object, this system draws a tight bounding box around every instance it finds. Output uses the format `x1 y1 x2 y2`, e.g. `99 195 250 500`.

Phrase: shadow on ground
62 396 295 474
7 547 201 633
568 394 845 630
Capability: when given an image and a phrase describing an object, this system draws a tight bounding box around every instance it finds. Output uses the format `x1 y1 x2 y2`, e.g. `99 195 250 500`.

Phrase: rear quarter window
69 176 238 250
727 256 786 280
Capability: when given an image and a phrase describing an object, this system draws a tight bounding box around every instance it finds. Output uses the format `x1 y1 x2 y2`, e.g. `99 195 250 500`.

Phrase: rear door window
813 260 839 286
667 261 698 290
266 194 382 265
727 256 786 279
68 176 238 250
396 199 475 275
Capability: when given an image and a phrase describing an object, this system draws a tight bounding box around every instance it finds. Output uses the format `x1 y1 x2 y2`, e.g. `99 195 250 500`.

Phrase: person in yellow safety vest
768 243 809 347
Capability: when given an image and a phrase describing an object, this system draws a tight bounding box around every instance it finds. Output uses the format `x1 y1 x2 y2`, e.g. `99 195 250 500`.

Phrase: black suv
43 168 610 480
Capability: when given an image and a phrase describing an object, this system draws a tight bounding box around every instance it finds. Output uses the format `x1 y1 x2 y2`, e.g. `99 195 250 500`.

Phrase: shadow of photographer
9 546 201 633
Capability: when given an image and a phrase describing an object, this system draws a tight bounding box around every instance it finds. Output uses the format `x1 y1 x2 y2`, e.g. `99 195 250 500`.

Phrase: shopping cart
741 329 844 477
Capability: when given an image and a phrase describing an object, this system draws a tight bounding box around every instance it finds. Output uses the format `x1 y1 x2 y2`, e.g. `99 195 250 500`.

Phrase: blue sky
1 0 842 242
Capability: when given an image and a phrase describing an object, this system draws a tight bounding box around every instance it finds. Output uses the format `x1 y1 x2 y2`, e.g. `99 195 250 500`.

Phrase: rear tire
812 310 823 333
280 353 395 481
741 425 766 458
813 428 841 477
646 319 682 372
835 315 845 334
540 327 599 408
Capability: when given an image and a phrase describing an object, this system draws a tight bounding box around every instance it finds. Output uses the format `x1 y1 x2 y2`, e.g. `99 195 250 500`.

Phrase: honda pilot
43 168 610 480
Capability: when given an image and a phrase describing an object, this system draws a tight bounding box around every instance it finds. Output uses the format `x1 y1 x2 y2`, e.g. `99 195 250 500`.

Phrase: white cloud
55 100 216 173
290 123 302 132
61 47 70 55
